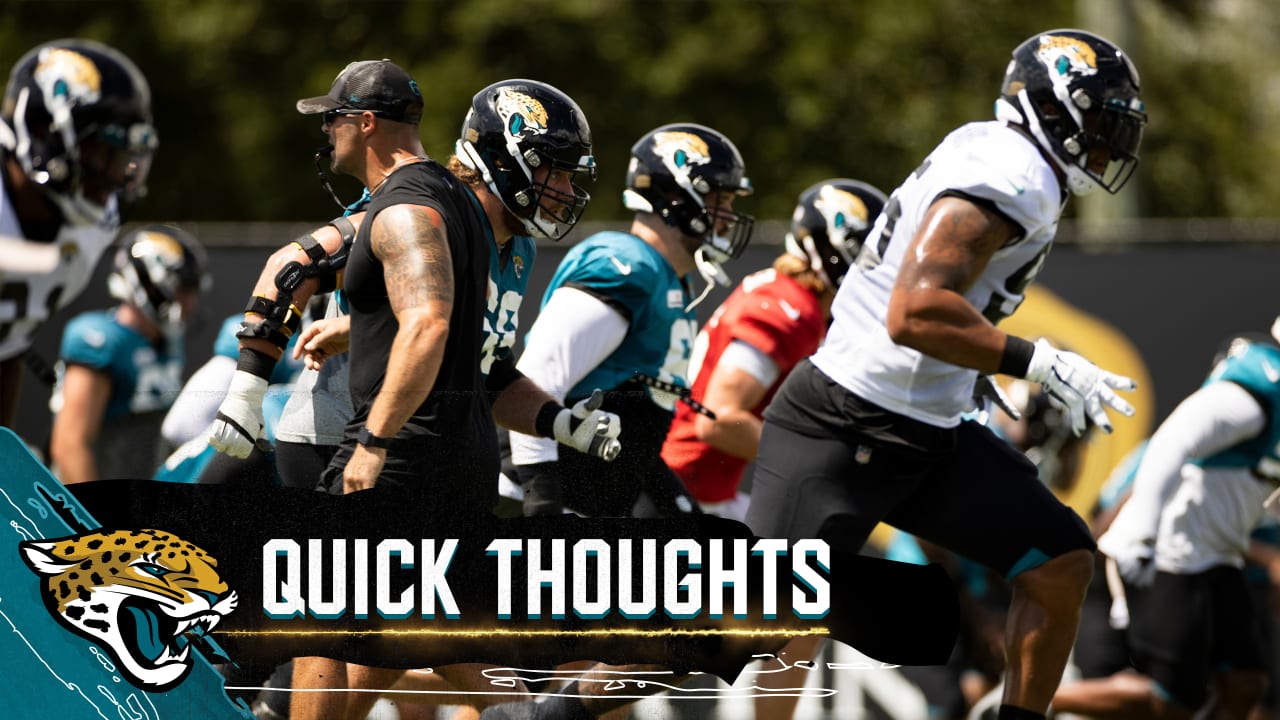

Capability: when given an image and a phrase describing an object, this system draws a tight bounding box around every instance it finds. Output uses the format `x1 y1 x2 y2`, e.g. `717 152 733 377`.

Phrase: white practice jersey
0 178 119 360
813 121 1064 427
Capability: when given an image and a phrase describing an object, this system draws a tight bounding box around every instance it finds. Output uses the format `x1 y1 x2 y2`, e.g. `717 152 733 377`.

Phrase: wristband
236 347 277 381
535 401 565 438
998 335 1036 378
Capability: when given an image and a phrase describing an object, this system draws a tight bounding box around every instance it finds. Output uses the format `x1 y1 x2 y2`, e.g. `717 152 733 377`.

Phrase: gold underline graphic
217 627 829 638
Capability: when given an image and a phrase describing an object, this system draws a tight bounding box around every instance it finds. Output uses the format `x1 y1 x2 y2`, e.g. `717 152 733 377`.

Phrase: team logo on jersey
34 48 102 110
512 254 525 279
495 88 549 140
20 528 239 691
814 185 870 244
652 131 711 182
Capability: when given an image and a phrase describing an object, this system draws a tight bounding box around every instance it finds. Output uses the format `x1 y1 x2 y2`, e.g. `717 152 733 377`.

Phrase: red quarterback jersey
662 269 826 502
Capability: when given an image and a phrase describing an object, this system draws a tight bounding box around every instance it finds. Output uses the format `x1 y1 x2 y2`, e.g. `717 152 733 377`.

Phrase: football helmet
623 123 754 287
0 39 157 226
994 29 1146 196
108 225 209 333
784 178 887 289
456 79 595 240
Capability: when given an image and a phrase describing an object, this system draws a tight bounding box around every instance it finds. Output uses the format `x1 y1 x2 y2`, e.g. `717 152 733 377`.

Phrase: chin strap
686 247 730 312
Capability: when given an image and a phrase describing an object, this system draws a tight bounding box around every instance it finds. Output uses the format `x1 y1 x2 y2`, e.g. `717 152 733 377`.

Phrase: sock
997 706 1045 720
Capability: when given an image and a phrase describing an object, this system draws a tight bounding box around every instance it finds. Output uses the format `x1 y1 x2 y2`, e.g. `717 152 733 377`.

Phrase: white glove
1100 534 1157 588
208 371 267 459
554 389 622 461
1025 339 1135 436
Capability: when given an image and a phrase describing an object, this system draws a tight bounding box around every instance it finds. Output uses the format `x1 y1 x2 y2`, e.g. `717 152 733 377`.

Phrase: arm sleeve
509 286 629 466
1103 381 1266 545
160 355 237 445
718 339 781 388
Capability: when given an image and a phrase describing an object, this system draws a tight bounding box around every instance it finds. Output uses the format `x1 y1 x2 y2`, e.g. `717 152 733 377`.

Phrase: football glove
208 370 267 459
554 389 622 461
1100 534 1157 588
1025 339 1135 436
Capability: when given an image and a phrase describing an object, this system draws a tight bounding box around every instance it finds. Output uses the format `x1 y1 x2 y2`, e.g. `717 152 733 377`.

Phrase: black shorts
275 440 338 492
744 361 1094 579
1125 566 1267 709
321 431 499 514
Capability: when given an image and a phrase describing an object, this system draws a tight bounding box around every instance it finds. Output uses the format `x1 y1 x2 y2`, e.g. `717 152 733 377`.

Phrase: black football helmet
624 123 754 285
784 178 887 289
108 225 209 332
0 39 157 225
994 29 1146 196
456 79 595 240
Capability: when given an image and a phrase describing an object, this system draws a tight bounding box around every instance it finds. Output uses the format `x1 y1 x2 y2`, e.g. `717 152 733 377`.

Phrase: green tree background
2 0 1273 223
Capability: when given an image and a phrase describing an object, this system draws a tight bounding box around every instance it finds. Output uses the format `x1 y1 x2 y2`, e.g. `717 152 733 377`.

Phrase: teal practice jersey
540 231 696 409
1199 340 1280 479
482 235 537 377
54 310 183 421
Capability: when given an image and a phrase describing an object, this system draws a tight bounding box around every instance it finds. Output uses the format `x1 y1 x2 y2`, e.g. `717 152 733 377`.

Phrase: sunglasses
322 108 390 126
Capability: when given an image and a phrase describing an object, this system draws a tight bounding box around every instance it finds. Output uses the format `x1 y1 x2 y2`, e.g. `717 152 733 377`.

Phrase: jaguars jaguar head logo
1036 34 1098 81
652 131 711 178
813 185 870 245
20 528 238 691
494 87 549 140
34 48 102 111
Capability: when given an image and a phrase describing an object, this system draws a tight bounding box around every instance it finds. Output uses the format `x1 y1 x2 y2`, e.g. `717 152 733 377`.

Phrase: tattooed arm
345 203 453 492
885 196 1021 373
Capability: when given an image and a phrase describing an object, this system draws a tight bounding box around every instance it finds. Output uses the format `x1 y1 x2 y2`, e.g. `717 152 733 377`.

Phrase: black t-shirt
341 160 497 480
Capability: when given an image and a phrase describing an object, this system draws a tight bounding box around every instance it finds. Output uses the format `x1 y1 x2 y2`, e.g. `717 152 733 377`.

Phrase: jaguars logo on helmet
652 131 712 180
34 48 103 109
494 87 549 139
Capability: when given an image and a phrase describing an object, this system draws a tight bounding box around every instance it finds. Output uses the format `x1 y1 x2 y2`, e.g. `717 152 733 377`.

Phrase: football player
1049 332 1278 719
509 122 755 520
203 73 609 720
49 225 207 484
661 178 887 521
0 39 157 428
491 123 754 720
744 29 1147 720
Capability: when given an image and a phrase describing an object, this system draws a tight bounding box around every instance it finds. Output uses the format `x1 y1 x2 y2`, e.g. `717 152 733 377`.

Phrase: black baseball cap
296 59 423 124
